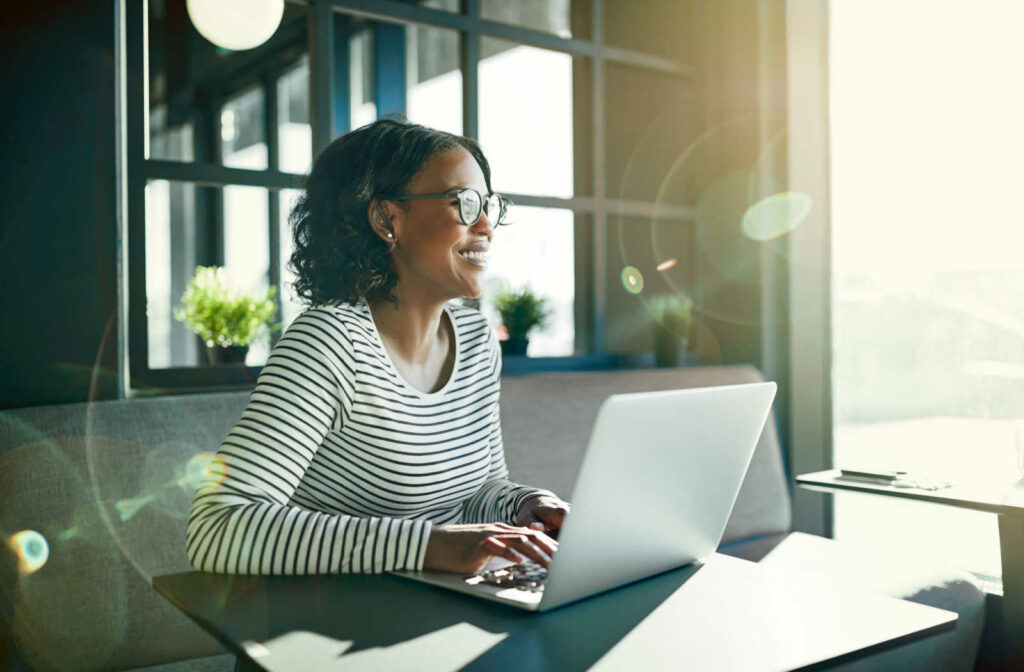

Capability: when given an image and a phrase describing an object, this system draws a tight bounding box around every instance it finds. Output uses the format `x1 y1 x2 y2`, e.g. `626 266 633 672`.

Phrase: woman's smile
457 242 490 269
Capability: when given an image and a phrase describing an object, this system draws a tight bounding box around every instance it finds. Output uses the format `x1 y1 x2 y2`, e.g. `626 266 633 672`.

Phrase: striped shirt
186 297 553 575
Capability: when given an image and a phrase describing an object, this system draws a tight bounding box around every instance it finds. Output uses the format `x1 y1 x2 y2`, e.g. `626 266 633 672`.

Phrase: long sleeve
185 309 431 574
460 330 557 524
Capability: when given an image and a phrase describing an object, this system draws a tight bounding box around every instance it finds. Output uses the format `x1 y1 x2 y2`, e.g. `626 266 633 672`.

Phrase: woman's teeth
459 250 487 262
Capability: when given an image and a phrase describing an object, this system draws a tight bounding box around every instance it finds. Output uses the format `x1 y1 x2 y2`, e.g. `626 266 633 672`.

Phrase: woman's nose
473 209 496 232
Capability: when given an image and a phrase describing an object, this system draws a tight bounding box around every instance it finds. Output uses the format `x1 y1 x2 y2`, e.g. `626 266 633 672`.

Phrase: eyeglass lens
458 189 481 225
484 194 504 226
457 189 507 228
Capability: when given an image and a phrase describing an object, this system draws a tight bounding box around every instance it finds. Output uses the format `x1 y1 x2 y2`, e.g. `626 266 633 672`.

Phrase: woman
186 118 569 576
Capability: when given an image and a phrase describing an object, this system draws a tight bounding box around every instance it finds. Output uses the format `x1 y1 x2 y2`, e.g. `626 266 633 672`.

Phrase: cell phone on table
838 468 906 481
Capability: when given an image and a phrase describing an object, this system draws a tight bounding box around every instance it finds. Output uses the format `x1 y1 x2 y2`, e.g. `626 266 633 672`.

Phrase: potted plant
493 286 550 356
174 266 280 365
649 294 694 368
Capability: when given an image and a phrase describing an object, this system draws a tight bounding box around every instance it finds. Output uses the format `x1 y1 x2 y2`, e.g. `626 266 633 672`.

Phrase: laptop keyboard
467 561 548 593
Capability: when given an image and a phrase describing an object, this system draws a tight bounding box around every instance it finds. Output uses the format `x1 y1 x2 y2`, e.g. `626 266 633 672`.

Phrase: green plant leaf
492 285 550 338
174 266 280 347
649 294 694 335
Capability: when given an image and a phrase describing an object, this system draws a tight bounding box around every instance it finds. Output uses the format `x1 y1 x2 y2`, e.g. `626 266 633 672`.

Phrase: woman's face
385 147 494 301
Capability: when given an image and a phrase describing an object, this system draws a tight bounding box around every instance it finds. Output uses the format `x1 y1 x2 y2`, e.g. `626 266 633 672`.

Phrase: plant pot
653 325 687 368
501 335 529 356
205 344 249 365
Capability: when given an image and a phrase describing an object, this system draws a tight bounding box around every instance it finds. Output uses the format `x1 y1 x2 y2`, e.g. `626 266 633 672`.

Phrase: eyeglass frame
386 187 514 229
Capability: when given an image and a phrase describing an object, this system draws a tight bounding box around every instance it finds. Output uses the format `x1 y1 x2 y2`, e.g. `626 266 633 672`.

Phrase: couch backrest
0 391 250 671
0 365 791 670
499 365 792 545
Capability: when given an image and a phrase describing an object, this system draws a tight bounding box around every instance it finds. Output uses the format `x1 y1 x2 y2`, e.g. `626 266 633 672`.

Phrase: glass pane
223 186 270 365
279 188 305 328
406 23 462 134
605 215 700 361
338 17 462 135
347 26 377 129
150 105 194 162
223 186 270 295
480 0 589 40
145 180 198 368
484 207 575 356
604 61 697 205
145 181 273 369
277 56 312 174
480 39 583 198
604 0 695 63
221 86 267 169
147 0 308 166
830 0 1019 581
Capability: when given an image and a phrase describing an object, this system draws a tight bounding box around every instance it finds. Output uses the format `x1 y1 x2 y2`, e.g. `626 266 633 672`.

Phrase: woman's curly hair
288 117 492 308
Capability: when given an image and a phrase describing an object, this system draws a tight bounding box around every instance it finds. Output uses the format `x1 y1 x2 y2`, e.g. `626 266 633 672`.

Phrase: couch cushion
0 391 251 671
499 365 792 544
761 532 986 672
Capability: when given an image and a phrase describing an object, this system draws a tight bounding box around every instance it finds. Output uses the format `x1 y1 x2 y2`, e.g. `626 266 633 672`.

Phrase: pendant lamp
186 0 285 51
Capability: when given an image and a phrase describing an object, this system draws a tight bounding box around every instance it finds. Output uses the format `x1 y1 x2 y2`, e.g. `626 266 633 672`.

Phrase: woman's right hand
423 522 559 574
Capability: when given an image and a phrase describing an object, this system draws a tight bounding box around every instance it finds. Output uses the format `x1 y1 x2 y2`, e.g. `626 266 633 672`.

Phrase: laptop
390 381 777 612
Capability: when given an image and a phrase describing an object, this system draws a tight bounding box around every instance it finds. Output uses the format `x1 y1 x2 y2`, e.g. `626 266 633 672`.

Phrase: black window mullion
311 0 336 155
461 0 479 139
128 0 150 389
591 0 606 354
204 95 224 269
265 69 283 340
143 159 303 189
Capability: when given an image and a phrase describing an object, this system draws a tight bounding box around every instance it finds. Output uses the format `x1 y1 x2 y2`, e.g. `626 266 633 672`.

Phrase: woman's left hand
515 494 571 534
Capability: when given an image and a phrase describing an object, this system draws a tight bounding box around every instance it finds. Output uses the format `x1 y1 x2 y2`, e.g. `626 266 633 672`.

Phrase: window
829 0 1024 582
485 207 576 356
479 39 578 199
129 0 699 390
133 0 309 385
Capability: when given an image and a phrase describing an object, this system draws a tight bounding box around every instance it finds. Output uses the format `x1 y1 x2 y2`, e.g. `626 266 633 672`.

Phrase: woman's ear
367 200 396 243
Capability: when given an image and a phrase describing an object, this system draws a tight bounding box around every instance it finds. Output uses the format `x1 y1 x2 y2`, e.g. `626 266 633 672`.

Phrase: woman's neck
367 292 449 366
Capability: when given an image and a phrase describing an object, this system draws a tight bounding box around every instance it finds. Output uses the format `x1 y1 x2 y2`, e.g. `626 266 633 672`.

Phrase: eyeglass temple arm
389 194 455 201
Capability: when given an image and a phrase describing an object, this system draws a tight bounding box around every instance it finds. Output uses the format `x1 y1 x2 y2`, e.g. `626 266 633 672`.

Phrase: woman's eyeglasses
389 188 513 229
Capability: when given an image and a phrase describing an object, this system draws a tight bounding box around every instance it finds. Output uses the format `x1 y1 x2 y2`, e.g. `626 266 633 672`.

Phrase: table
797 469 1024 668
153 553 955 672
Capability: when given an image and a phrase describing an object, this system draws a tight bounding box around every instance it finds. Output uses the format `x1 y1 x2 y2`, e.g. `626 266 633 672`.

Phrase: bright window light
830 0 1024 581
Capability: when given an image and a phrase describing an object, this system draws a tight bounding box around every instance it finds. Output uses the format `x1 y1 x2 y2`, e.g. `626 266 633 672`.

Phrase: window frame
125 0 699 395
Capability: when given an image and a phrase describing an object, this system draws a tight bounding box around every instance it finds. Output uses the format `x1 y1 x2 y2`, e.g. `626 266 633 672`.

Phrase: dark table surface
154 553 956 672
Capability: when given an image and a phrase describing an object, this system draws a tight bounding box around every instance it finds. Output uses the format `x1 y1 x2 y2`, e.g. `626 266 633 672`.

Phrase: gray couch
0 365 985 671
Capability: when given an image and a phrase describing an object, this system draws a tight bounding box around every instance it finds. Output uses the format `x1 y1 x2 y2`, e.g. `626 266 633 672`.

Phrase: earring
386 232 393 239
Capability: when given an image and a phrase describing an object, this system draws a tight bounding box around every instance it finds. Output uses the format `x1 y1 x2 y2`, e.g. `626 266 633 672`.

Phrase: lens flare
56 526 79 542
115 494 159 523
183 452 228 490
621 266 645 295
656 258 677 272
741 192 812 241
9 530 49 574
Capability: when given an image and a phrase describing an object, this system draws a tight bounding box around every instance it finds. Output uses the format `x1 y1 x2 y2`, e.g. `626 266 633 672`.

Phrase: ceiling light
186 0 285 51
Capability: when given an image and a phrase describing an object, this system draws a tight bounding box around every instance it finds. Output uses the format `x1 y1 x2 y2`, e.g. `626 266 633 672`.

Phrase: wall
0 3 120 410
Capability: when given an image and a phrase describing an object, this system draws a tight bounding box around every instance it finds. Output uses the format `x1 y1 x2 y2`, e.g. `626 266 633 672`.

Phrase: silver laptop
390 381 777 612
